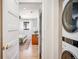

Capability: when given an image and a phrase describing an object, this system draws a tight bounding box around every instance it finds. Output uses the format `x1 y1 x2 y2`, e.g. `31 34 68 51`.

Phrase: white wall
42 0 61 59
42 0 55 58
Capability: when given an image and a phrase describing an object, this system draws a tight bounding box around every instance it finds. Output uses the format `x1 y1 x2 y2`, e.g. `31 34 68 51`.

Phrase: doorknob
2 46 5 51
2 45 8 50
3 42 16 50
2 42 7 50
5 43 14 50
2 44 9 50
6 44 9 49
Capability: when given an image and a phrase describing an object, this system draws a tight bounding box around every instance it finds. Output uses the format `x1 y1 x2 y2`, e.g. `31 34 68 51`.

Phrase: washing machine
62 0 78 41
62 37 78 59
61 0 78 59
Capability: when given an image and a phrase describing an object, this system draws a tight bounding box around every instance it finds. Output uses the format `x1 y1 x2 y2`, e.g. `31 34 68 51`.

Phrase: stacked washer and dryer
62 0 78 59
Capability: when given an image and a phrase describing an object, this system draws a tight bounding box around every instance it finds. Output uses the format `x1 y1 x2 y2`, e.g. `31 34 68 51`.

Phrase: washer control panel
62 37 78 47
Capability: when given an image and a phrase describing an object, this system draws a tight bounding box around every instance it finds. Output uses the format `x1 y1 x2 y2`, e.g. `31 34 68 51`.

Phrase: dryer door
62 51 77 59
62 0 78 33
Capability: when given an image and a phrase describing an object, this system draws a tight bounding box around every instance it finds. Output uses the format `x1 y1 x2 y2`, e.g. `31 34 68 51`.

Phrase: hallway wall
42 0 61 59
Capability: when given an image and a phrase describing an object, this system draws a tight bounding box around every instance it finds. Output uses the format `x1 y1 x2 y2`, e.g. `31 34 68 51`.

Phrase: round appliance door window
62 1 78 33
62 51 76 59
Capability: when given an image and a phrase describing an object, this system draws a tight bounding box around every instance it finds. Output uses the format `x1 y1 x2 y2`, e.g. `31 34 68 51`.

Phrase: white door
2 0 19 59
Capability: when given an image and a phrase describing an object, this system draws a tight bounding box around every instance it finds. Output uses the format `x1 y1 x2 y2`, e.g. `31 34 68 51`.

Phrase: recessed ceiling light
23 8 26 10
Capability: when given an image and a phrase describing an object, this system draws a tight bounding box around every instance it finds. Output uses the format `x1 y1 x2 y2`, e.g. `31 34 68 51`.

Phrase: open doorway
0 0 43 59
19 3 42 59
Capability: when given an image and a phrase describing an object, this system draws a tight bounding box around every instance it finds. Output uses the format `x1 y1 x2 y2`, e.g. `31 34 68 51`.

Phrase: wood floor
20 39 39 59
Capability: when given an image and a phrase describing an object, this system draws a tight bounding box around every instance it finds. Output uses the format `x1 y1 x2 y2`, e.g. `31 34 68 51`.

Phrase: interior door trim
0 0 3 59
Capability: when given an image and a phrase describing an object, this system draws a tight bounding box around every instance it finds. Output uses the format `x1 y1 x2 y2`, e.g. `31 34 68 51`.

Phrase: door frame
0 0 3 59
39 8 42 59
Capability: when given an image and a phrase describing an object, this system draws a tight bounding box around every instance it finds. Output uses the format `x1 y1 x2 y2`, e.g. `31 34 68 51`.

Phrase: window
23 22 29 30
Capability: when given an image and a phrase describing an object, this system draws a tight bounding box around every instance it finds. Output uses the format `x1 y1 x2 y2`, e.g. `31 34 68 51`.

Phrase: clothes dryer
62 0 78 41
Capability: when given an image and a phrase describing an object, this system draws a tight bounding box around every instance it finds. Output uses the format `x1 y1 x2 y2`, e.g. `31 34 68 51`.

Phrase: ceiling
19 3 41 12
19 3 42 19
